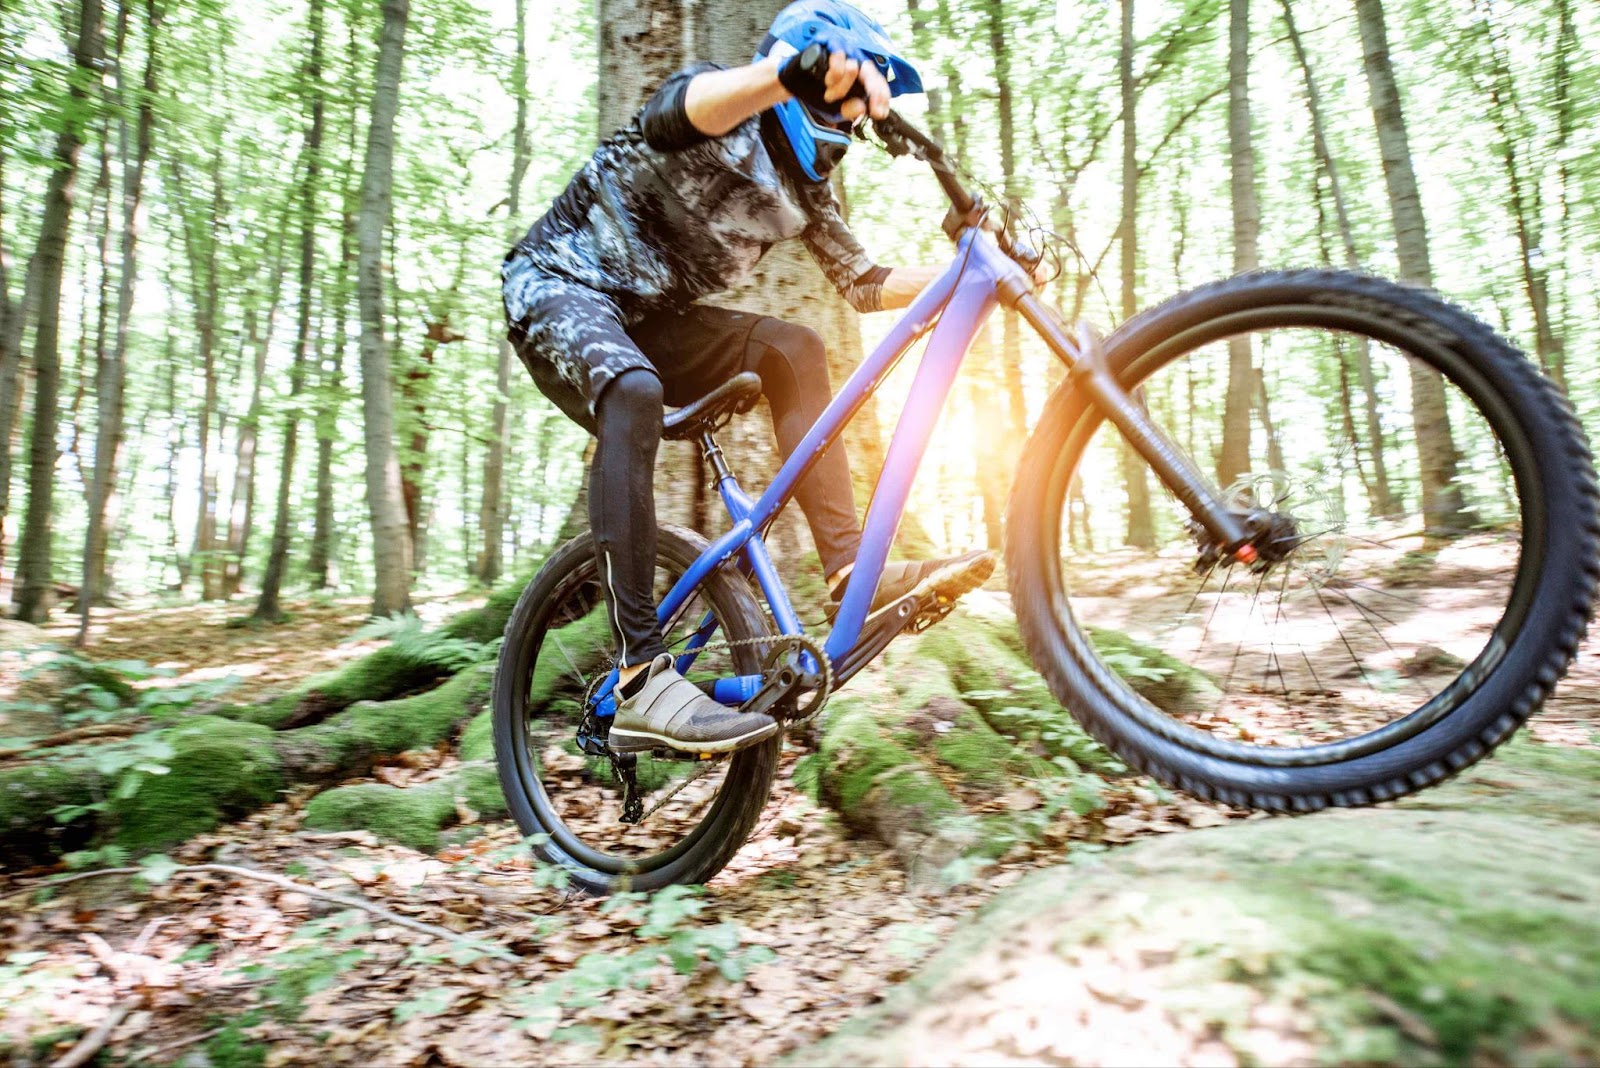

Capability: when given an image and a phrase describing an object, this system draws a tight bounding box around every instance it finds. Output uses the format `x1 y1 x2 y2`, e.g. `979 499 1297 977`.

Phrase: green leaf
177 943 217 963
139 854 181 885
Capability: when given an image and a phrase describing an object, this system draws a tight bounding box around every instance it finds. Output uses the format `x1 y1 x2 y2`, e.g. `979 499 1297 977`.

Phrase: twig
129 1027 224 1063
50 998 138 1068
5 863 512 958
0 722 141 761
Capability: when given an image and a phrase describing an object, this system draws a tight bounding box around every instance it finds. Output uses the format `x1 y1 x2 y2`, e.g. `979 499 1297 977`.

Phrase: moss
114 717 283 853
0 760 97 857
237 644 449 729
932 711 1020 787
302 763 507 852
458 712 494 761
276 665 492 776
302 781 455 852
438 572 536 644
1087 626 1219 714
817 694 960 829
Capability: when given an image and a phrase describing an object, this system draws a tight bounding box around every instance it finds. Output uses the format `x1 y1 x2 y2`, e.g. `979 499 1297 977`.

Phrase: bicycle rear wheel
1007 269 1598 809
491 526 780 893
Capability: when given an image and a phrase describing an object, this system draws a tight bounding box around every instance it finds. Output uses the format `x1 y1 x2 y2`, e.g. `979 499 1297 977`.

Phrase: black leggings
589 318 861 667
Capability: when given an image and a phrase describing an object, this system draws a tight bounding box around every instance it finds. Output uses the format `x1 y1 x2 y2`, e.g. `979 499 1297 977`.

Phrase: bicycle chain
674 631 835 729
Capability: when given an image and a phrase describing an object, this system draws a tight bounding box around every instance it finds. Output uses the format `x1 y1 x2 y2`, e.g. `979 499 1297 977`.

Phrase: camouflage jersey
502 61 888 327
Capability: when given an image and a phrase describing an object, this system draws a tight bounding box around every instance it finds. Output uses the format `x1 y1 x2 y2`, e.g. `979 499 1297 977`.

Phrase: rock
794 742 1600 1066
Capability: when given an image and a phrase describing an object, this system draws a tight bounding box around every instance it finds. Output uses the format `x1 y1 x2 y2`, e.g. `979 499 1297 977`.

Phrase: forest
2 0 1599 1064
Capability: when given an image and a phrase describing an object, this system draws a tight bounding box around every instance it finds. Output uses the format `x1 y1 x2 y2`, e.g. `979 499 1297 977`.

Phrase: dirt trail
2 594 1596 1065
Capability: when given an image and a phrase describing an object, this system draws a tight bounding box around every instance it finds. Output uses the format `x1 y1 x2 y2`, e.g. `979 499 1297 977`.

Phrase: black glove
778 39 864 115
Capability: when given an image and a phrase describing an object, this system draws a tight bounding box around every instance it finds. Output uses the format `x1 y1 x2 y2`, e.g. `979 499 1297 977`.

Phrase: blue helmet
755 1 923 182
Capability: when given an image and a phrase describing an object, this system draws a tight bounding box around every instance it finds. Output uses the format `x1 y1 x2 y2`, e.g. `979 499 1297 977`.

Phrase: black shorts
506 272 770 432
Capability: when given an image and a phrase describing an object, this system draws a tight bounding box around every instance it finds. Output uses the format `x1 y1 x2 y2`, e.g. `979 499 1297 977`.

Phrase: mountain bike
492 109 1599 893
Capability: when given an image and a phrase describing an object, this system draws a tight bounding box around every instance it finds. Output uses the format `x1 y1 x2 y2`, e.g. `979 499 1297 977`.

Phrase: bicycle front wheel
1007 269 1598 809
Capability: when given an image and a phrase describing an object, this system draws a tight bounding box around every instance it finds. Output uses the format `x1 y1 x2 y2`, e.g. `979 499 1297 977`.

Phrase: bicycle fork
1012 291 1258 562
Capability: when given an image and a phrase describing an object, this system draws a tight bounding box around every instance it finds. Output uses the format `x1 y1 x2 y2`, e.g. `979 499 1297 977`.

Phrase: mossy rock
302 765 505 853
273 665 493 779
0 760 97 856
115 716 284 853
234 570 538 729
794 744 1600 1066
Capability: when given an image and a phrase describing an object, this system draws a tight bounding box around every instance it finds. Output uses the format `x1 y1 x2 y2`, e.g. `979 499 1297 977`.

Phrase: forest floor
1 588 1597 1066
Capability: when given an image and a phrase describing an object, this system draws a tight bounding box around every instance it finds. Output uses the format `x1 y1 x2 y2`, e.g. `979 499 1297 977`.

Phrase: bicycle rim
1041 305 1543 766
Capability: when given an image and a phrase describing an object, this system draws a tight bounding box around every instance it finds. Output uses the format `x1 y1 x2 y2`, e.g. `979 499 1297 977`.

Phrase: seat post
697 430 734 484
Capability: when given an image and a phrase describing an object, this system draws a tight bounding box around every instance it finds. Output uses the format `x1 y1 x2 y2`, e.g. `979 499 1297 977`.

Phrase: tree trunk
1354 0 1471 533
356 0 414 616
168 148 229 602
15 0 104 623
256 0 326 622
1550 0 1574 394
1216 0 1256 491
1467 0 1563 392
80 0 156 641
1281 0 1396 518
309 21 362 591
1118 0 1155 550
477 0 531 586
985 0 1026 518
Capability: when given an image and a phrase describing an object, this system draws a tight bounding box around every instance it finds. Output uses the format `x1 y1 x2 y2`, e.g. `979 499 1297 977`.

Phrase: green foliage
509 884 777 1037
2 645 238 731
349 613 494 672
236 911 372 1021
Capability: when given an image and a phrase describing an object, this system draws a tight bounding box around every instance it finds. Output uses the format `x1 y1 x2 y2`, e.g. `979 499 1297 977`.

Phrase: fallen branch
129 1027 225 1063
50 998 138 1068
5 863 512 959
0 722 141 761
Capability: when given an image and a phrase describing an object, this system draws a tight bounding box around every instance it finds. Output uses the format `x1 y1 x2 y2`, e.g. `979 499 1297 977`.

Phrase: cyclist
502 1 991 756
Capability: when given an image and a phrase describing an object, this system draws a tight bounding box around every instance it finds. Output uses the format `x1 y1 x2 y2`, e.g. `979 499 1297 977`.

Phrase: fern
349 613 490 671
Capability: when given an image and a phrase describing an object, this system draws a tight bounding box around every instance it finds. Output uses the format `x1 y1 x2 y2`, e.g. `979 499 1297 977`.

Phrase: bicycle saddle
662 372 763 441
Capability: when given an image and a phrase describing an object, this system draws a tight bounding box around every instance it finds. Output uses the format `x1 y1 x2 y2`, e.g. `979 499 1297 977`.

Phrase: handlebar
789 47 988 238
870 111 976 218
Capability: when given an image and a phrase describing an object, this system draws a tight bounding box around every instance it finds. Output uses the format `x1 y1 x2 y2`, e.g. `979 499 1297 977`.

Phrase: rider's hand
823 49 891 122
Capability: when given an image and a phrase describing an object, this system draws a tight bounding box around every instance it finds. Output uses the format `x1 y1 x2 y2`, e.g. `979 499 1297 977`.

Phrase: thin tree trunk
357 0 414 615
1354 0 1470 534
1281 0 1396 517
309 18 361 590
1550 0 1574 392
987 0 1024 451
1468 0 1563 391
80 0 156 641
477 0 531 586
1118 0 1155 550
256 0 326 621
1216 0 1256 491
15 0 104 622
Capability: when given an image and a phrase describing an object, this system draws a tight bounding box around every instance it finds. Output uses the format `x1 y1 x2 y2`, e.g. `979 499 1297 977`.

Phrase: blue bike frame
591 225 1028 717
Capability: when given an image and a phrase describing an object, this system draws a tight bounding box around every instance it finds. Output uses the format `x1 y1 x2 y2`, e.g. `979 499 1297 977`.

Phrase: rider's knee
751 319 827 389
599 368 664 427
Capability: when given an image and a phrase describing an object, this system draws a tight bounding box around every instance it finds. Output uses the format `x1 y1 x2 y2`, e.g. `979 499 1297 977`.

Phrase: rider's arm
795 181 939 314
643 52 891 151
878 266 941 310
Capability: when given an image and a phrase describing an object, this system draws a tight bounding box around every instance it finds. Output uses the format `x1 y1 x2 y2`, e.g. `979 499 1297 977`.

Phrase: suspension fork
1013 291 1256 559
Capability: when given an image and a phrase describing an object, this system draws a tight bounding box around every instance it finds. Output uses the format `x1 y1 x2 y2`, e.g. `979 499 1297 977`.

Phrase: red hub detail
1235 544 1259 564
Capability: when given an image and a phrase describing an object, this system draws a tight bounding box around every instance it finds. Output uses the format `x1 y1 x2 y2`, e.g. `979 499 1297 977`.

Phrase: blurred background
0 0 1592 620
